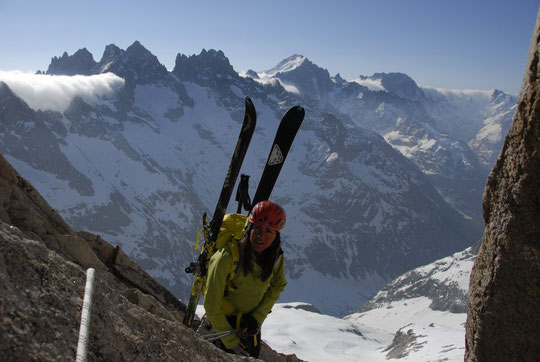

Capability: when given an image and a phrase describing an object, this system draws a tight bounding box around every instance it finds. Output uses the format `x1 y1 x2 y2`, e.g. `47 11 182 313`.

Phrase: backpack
195 213 249 292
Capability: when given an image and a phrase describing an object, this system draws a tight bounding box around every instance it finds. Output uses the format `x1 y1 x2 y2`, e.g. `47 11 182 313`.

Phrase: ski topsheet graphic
252 105 305 205
268 144 284 166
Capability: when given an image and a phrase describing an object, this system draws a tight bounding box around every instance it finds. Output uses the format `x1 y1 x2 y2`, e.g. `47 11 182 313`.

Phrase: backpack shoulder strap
225 238 241 292
215 213 248 294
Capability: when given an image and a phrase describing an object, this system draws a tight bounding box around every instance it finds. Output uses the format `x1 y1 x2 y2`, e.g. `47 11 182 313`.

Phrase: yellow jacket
203 240 287 348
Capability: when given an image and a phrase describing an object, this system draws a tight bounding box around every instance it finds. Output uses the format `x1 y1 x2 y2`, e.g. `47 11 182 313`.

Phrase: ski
183 96 257 327
252 105 305 205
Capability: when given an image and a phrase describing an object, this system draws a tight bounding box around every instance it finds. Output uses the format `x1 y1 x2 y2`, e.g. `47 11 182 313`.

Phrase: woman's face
250 224 277 254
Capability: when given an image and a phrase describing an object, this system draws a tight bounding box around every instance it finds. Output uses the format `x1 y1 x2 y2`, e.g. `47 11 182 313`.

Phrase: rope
76 268 95 362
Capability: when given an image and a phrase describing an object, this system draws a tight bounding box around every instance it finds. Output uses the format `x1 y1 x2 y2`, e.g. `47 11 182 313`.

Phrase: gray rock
282 303 321 314
0 154 302 361
46 48 97 75
383 326 426 359
0 221 237 361
465 9 540 361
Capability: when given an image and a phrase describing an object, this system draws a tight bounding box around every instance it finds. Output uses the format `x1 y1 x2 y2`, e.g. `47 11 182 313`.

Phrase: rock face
465 10 540 362
0 154 301 361
46 48 97 76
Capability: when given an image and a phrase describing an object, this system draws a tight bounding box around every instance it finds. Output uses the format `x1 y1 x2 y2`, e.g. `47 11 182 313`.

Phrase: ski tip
288 105 305 120
244 96 257 120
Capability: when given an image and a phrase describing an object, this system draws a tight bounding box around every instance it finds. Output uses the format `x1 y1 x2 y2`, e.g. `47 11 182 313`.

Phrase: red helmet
248 201 286 232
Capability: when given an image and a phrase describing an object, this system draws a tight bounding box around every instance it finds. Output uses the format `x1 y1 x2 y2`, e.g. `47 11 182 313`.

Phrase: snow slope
266 248 473 361
262 301 465 362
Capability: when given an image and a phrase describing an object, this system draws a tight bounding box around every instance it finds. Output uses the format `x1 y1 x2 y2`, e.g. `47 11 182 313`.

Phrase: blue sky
0 0 538 94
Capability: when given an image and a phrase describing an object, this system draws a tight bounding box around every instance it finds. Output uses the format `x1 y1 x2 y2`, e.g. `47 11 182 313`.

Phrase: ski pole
235 174 251 213
76 268 95 362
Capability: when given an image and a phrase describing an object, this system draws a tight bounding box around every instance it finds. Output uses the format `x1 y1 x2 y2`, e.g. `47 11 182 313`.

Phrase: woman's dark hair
239 223 282 282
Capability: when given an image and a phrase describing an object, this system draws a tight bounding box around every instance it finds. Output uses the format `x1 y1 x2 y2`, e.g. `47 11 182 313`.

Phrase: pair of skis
182 96 304 327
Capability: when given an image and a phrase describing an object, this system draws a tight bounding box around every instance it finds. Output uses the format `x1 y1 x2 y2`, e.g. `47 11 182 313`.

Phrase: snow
250 74 302 95
134 84 183 122
277 80 301 95
229 84 245 98
262 54 306 76
345 297 466 362
326 152 339 163
265 304 387 361
195 298 466 362
0 71 124 112
474 115 504 143
244 55 307 94
353 77 386 91
413 249 474 291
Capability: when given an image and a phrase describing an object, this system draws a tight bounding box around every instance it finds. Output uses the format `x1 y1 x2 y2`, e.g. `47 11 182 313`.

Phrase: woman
202 200 287 357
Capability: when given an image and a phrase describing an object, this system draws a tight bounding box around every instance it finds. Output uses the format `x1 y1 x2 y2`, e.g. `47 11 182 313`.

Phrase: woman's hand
240 314 259 336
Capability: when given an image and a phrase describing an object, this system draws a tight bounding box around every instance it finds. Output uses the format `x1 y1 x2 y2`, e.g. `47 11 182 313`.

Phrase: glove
240 314 259 336
231 341 251 356
213 339 249 357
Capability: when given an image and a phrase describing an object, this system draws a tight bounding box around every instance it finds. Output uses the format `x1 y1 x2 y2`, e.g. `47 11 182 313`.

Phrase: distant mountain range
0 41 515 315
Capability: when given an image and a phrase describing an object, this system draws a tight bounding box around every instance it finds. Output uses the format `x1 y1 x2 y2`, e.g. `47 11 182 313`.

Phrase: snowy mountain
0 42 504 316
258 248 475 361
248 54 336 99
247 62 517 226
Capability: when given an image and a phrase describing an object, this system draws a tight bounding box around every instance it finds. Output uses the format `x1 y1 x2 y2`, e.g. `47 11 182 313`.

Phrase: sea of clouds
0 71 124 113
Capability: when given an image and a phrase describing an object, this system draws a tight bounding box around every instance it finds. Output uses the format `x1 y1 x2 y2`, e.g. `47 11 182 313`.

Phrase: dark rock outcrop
465 9 540 361
173 49 239 83
46 48 97 76
94 41 170 85
0 154 301 361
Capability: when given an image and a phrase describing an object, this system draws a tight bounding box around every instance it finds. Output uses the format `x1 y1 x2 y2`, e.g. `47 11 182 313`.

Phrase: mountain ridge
1 41 508 315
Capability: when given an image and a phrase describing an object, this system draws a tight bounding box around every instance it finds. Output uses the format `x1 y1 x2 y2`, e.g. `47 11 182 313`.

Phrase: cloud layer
0 71 124 113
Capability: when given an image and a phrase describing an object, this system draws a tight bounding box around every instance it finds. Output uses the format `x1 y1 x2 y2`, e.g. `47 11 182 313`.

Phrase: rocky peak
269 55 336 98
96 43 124 71
172 48 238 83
370 72 425 101
245 69 260 79
490 89 503 100
489 88 516 105
265 54 307 75
332 73 347 86
94 41 169 84
46 48 97 76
